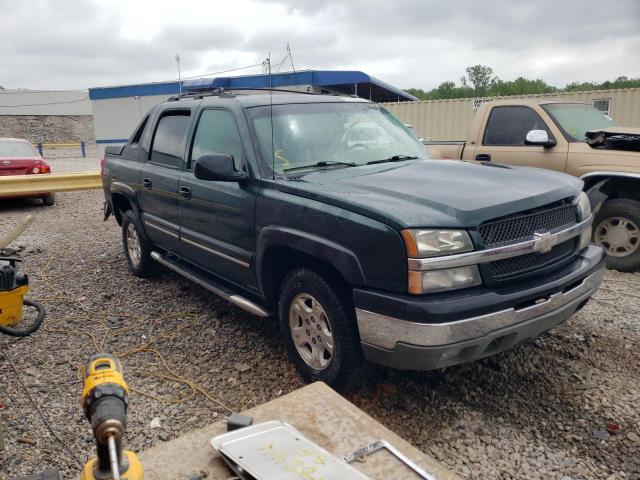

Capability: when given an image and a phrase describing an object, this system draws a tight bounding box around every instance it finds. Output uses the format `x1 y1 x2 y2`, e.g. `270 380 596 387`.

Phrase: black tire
121 210 157 277
278 267 366 392
593 198 640 272
42 193 56 206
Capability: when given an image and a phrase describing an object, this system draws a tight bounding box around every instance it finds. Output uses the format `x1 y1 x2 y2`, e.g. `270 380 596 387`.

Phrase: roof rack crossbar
167 87 359 102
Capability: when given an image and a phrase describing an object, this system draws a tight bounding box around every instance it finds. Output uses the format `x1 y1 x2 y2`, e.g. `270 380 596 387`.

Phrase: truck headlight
408 266 481 294
576 192 591 221
575 192 592 250
401 229 474 258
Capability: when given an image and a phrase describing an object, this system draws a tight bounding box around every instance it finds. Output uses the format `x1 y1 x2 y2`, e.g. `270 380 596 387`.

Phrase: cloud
0 0 638 90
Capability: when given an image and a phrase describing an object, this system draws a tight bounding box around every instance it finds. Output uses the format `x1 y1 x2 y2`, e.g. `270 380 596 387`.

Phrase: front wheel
593 198 640 272
278 268 366 392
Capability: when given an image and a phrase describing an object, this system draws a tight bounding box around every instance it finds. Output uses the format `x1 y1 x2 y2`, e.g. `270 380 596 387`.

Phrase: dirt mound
0 115 95 144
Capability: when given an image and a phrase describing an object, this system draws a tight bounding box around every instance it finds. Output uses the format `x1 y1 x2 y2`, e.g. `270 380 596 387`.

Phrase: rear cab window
149 110 191 168
483 106 553 146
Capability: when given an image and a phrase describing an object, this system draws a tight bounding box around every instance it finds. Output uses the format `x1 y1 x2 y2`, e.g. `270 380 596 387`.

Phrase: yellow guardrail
38 142 82 148
0 172 102 198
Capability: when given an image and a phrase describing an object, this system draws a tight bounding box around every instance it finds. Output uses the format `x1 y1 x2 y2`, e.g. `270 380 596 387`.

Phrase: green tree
461 65 494 96
405 88 429 100
488 77 556 96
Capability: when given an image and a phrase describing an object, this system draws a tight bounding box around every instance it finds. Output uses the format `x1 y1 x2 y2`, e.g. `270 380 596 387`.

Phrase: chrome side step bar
150 251 271 317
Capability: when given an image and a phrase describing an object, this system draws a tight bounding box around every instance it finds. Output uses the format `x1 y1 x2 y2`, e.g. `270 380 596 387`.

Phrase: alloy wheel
126 222 142 266
288 293 334 370
595 216 640 257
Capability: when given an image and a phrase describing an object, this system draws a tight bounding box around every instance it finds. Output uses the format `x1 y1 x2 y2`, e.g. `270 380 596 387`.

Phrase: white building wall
0 90 91 115
91 94 174 156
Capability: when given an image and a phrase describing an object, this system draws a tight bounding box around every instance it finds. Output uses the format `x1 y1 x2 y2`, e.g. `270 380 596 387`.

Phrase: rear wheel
42 193 56 206
121 210 157 277
594 199 640 272
278 267 366 392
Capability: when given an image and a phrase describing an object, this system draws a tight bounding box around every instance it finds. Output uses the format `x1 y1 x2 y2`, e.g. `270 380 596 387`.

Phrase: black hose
0 299 46 337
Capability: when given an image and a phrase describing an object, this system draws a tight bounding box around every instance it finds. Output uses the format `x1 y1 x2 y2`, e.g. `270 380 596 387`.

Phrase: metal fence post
37 143 43 156
81 141 86 157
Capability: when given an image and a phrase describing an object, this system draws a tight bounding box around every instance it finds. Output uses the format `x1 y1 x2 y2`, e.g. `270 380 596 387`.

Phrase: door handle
178 186 192 199
475 154 491 162
142 178 152 190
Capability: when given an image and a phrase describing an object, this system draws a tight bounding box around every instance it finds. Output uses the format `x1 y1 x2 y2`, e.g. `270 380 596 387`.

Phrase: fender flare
255 226 366 296
109 181 141 223
581 171 640 214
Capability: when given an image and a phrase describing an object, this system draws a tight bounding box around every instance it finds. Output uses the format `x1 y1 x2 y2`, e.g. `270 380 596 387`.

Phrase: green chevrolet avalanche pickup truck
102 90 605 390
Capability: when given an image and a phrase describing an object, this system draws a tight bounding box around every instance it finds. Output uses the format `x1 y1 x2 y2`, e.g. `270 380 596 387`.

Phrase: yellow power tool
80 354 142 480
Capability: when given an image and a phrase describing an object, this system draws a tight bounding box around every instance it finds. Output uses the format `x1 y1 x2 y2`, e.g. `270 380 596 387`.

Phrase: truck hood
277 160 582 229
586 127 640 137
586 128 640 152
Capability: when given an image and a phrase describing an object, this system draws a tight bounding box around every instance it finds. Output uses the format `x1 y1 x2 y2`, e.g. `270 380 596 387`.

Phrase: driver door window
484 106 551 146
189 109 243 169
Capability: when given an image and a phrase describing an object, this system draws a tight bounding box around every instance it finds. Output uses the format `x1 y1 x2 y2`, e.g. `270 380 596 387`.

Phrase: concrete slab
139 382 457 479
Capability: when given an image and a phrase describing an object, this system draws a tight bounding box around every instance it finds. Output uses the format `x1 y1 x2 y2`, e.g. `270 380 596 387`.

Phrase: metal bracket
344 440 438 480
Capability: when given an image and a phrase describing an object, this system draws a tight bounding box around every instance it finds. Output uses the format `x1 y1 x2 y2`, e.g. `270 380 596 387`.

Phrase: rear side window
150 111 191 168
122 115 150 159
190 109 243 169
130 115 149 146
483 106 551 146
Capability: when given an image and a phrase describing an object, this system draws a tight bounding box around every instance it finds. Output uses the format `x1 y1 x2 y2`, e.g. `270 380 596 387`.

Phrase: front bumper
354 245 605 370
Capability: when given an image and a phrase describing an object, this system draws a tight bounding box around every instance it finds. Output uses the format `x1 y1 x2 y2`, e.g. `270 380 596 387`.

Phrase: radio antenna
267 53 276 181
286 43 296 72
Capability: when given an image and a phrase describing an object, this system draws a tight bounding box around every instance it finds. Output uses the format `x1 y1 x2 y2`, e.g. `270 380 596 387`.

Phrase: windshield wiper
367 155 419 165
283 160 357 173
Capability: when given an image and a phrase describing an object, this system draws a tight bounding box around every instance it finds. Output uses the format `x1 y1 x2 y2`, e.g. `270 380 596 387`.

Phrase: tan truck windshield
543 103 617 142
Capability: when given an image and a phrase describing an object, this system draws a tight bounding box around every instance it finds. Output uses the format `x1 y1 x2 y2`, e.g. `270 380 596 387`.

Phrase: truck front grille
488 238 577 279
479 200 578 280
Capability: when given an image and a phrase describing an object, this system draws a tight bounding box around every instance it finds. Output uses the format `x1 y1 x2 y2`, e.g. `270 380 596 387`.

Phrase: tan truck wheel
594 199 640 272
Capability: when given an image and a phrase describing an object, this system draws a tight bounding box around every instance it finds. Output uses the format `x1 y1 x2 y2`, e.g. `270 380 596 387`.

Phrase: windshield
0 141 38 158
248 102 429 174
542 103 617 142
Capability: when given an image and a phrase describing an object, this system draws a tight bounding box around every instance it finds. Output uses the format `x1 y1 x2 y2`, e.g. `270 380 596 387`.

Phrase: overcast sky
1 0 639 92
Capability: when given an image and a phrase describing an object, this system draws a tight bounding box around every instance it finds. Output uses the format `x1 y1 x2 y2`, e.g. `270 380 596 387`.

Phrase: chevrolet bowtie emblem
533 230 557 254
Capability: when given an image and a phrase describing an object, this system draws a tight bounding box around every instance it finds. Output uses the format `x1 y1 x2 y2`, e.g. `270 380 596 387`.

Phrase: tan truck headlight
408 266 481 294
402 229 480 294
576 192 592 250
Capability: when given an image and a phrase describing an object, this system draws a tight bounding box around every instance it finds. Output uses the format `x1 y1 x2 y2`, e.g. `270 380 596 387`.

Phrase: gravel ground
44 151 100 174
0 188 639 480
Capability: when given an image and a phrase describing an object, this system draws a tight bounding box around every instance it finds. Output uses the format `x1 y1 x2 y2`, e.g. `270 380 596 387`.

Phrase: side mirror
525 129 556 148
193 154 247 182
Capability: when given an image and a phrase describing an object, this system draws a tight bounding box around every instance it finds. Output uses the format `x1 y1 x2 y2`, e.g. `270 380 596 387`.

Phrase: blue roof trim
89 82 180 100
183 71 316 91
183 70 417 101
90 71 418 102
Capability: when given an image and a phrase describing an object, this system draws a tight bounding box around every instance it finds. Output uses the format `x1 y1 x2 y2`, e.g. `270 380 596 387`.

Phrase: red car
0 137 55 205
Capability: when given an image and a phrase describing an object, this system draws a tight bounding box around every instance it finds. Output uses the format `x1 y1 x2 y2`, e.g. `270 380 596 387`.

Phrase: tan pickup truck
427 99 640 272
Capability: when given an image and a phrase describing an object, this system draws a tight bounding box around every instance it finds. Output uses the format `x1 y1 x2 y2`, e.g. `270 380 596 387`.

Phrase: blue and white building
88 70 418 155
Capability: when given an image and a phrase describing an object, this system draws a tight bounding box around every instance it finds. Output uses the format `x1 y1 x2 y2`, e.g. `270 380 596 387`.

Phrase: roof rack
167 88 231 101
167 87 337 102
